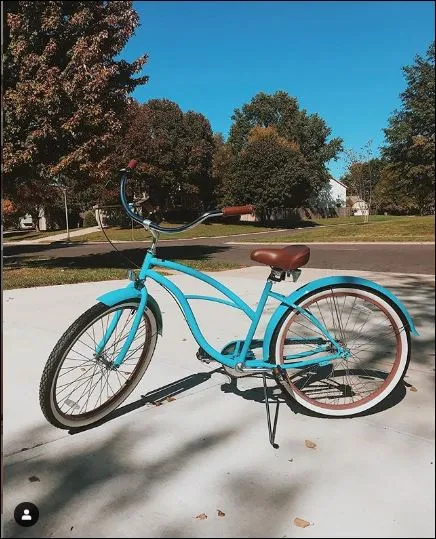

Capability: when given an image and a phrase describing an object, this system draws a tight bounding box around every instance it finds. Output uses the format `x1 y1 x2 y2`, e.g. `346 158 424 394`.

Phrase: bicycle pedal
196 347 212 364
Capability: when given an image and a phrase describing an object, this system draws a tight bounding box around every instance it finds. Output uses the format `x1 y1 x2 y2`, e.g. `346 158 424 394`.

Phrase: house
240 176 347 222
17 207 47 230
347 196 369 216
18 214 35 230
329 177 347 207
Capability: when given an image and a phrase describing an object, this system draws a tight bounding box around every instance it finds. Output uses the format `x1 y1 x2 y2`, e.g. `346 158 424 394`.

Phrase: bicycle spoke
51 302 155 421
281 289 403 411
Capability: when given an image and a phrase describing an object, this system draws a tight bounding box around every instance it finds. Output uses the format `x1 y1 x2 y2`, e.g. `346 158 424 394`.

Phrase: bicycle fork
95 287 148 368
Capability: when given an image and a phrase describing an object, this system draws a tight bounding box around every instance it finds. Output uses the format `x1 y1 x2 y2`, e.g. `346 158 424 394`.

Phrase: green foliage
3 1 148 215
113 99 215 212
381 41 435 214
220 92 342 217
83 210 98 228
340 157 386 213
211 133 235 206
222 127 326 221
228 91 343 165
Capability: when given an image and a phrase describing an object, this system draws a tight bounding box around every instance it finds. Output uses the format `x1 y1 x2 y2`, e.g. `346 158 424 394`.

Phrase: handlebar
119 162 254 234
222 205 254 216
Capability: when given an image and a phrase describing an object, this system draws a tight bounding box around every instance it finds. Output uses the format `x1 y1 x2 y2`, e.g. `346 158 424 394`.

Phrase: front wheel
271 284 411 417
39 300 158 429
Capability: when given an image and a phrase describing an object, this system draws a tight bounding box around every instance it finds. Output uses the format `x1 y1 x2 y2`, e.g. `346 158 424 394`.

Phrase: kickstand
262 373 279 449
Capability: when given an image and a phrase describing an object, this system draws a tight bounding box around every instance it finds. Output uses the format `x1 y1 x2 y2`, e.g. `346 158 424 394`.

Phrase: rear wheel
39 300 158 429
271 285 411 417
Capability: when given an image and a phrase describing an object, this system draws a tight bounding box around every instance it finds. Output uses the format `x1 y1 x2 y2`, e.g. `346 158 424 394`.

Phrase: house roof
329 177 347 188
346 195 362 204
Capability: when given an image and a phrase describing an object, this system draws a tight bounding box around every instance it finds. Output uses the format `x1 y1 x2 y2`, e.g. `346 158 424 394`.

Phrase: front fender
263 275 419 361
97 284 163 336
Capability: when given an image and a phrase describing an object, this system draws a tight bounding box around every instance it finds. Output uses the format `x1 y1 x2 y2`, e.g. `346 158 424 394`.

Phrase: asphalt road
4 236 435 274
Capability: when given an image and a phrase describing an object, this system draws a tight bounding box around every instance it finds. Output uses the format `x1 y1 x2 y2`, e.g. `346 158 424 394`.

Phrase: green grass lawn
233 215 435 243
3 259 243 290
70 222 279 242
3 229 74 242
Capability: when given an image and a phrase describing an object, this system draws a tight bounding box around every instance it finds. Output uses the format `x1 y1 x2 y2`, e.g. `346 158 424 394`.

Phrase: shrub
83 210 98 227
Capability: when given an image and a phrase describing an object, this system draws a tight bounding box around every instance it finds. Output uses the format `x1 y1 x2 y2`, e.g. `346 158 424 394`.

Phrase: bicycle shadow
67 368 222 435
219 370 409 419
68 363 409 436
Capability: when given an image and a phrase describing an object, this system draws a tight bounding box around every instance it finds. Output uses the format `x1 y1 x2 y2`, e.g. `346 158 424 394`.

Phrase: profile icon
14 502 39 527
21 509 32 521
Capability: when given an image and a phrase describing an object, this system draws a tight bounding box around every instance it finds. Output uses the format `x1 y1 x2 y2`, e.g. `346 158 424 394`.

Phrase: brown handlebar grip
222 205 254 216
127 159 137 170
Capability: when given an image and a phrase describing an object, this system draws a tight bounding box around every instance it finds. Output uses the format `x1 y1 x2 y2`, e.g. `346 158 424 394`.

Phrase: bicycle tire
39 300 158 429
270 284 411 417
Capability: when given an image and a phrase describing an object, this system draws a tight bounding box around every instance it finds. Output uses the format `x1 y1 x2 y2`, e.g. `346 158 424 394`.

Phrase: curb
226 241 435 246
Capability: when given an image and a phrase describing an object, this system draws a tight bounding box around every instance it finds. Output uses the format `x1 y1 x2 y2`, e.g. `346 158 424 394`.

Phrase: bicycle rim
274 286 409 415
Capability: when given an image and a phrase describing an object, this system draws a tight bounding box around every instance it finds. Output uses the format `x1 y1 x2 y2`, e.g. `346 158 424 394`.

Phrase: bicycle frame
97 249 348 371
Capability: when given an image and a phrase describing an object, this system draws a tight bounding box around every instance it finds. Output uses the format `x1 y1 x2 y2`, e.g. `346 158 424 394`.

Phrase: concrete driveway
2 267 435 538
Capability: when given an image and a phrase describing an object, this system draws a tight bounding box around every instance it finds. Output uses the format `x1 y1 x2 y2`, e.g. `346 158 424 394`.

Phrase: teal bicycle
39 160 419 444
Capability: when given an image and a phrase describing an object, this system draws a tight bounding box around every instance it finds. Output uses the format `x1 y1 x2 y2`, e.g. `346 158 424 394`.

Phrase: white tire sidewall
49 302 158 428
274 287 409 416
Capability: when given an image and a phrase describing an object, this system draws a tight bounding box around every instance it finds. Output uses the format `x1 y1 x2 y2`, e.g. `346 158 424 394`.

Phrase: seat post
268 267 286 282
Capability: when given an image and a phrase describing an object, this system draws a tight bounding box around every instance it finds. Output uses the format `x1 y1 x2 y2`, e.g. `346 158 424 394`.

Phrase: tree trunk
30 211 40 232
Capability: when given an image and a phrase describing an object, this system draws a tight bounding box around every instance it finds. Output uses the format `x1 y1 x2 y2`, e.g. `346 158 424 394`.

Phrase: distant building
329 177 347 207
240 177 348 222
347 196 369 216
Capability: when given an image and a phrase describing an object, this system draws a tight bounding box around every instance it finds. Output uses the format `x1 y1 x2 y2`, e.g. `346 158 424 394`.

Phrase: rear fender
263 275 419 361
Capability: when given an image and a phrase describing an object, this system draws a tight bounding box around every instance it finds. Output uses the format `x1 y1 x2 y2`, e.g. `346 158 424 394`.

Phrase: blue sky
121 1 435 178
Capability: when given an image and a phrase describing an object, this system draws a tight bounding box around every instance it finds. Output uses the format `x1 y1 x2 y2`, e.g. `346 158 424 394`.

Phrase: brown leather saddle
250 245 310 271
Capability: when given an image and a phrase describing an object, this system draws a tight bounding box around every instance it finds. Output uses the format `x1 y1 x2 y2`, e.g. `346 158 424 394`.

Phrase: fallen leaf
195 513 207 520
217 509 225 517
294 517 310 528
305 440 317 449
28 476 40 482
70 526 74 531
154 401 163 406
288 458 294 462
166 396 176 402
410 386 418 392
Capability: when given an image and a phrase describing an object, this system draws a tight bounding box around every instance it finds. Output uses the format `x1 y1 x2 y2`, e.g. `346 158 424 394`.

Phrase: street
4 236 435 275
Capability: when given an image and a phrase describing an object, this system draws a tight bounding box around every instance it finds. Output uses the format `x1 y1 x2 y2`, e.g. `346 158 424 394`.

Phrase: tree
183 111 215 207
381 41 435 214
3 1 148 227
211 133 235 207
228 91 342 166
222 127 325 221
223 92 342 217
114 99 215 214
2 198 21 229
340 141 386 219
372 166 417 215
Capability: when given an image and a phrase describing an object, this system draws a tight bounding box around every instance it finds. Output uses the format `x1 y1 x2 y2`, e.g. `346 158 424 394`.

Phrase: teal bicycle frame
96 250 418 372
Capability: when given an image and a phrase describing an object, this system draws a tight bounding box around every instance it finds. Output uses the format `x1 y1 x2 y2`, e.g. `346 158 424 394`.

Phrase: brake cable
95 177 142 270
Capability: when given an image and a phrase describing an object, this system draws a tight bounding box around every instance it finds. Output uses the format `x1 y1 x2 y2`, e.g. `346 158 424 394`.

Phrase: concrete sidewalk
2 267 435 538
4 226 100 245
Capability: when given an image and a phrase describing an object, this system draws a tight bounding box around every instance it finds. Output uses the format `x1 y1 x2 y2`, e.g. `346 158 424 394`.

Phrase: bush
103 209 132 228
83 210 98 227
